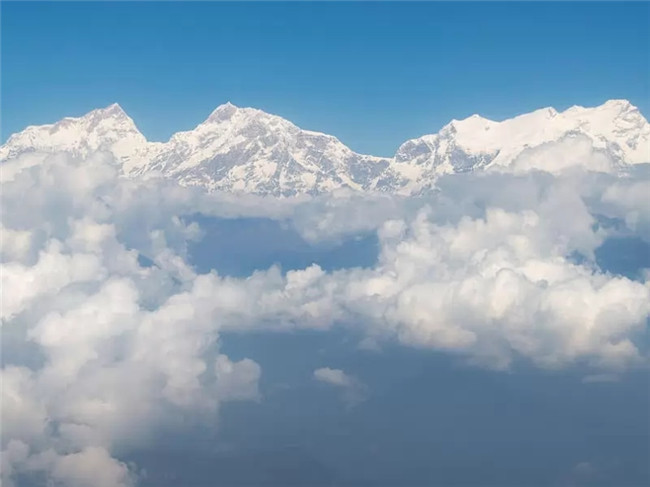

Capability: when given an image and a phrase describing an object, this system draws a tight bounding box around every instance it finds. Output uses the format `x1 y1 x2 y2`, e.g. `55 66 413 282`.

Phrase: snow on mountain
127 102 391 195
0 104 150 166
393 99 650 192
2 100 648 196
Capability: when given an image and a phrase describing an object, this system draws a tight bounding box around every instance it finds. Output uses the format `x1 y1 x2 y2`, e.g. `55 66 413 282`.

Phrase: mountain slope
392 100 650 192
0 104 150 166
2 100 648 195
128 103 391 195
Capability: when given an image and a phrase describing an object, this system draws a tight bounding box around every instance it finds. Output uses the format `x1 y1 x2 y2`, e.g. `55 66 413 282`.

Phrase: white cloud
314 367 367 406
504 134 616 174
313 367 354 388
50 447 135 487
1 153 263 484
337 205 649 370
2 149 650 485
215 354 261 402
599 174 650 241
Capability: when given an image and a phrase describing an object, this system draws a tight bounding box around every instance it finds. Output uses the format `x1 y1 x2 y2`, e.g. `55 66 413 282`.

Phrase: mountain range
2 99 648 195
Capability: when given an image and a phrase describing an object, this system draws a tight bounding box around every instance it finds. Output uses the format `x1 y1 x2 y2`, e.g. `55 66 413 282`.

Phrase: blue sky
2 2 648 155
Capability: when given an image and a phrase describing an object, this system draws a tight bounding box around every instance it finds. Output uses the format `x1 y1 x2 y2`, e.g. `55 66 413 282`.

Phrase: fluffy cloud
1 153 263 484
314 367 367 406
313 367 355 388
50 447 135 487
2 150 649 486
339 206 649 369
504 134 616 174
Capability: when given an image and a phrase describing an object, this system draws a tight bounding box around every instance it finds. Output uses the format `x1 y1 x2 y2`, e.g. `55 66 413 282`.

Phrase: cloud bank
2 151 649 485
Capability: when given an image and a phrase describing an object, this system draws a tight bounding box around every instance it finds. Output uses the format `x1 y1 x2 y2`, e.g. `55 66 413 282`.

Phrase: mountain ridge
2 100 648 195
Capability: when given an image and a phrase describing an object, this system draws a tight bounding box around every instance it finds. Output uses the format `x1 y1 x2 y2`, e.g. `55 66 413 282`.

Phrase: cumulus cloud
504 134 616 174
2 149 649 485
339 205 649 370
313 367 355 388
50 447 135 487
598 170 650 241
214 354 261 401
314 367 367 406
1 153 263 484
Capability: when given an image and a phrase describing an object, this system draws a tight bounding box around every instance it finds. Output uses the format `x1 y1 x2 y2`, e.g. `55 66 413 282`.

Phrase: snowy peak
87 102 130 120
563 99 645 132
206 101 240 122
127 103 389 195
202 102 299 134
0 103 145 162
562 100 649 158
1 99 648 195
35 102 138 136
585 98 635 114
394 99 650 186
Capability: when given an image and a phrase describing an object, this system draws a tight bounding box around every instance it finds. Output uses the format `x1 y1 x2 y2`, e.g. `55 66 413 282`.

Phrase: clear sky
1 1 648 156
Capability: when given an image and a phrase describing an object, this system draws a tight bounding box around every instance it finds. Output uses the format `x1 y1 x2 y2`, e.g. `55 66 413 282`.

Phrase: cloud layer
2 151 649 485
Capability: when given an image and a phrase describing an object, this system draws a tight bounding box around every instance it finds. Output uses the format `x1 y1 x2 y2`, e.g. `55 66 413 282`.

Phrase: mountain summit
2 100 648 195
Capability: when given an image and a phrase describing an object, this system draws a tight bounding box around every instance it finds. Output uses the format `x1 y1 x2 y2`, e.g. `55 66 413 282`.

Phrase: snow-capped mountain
127 103 391 195
2 100 648 195
393 99 650 192
0 103 148 163
0 103 391 196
